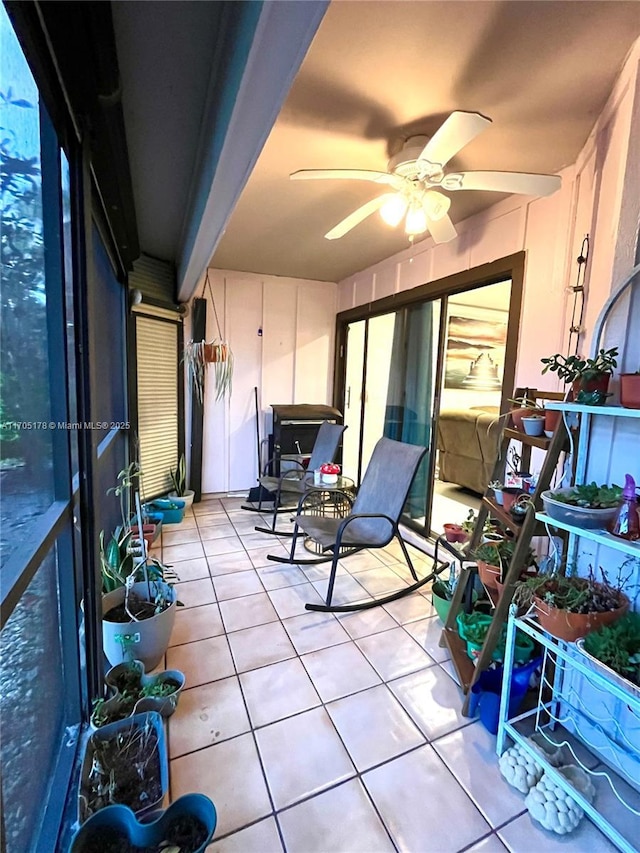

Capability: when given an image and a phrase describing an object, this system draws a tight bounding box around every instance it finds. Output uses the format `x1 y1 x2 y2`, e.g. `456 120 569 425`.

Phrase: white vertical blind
136 316 178 497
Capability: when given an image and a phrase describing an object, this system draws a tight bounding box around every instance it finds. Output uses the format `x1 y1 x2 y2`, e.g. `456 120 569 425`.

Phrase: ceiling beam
177 0 329 302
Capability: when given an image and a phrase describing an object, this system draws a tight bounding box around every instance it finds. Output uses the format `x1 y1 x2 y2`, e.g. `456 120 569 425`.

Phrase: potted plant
488 480 504 506
184 338 233 404
91 659 185 728
442 523 468 543
78 711 168 824
620 368 640 409
578 611 640 695
515 566 630 643
473 538 536 590
508 392 544 431
101 467 182 670
71 793 217 853
169 453 195 509
521 413 545 436
541 481 622 529
541 346 619 404
456 611 535 663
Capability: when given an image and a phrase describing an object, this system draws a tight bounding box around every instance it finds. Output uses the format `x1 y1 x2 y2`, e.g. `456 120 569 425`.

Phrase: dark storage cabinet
270 404 343 474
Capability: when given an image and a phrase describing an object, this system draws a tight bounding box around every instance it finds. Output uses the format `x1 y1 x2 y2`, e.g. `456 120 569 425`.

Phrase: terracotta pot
533 592 629 643
571 374 610 400
443 523 468 543
203 343 228 363
620 373 640 409
477 559 501 590
544 408 562 434
502 487 523 511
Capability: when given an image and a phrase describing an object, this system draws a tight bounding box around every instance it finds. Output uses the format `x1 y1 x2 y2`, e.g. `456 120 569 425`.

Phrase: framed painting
444 305 508 390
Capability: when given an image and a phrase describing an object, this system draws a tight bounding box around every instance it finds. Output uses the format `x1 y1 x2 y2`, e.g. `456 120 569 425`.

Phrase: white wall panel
373 265 397 300
468 207 525 269
295 281 336 403
398 248 432 292
354 275 374 307
199 269 337 493
262 279 296 408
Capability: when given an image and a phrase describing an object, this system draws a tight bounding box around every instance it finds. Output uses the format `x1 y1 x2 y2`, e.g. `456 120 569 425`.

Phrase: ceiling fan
290 111 561 244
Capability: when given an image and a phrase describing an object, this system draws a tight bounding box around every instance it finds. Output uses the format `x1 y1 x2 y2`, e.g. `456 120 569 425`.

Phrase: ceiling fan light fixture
405 204 428 235
423 190 451 221
379 194 408 227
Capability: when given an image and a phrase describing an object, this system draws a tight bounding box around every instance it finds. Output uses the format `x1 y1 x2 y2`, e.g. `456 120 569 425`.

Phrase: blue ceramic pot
70 793 217 852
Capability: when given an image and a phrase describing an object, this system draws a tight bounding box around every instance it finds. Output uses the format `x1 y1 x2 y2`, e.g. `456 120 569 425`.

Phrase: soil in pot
104 591 171 623
82 725 162 819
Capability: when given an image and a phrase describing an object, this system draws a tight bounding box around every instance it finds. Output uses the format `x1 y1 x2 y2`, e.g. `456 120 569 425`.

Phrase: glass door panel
361 313 396 473
341 321 365 482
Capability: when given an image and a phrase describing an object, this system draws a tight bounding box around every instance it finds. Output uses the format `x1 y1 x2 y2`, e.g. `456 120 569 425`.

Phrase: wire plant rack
497 610 640 853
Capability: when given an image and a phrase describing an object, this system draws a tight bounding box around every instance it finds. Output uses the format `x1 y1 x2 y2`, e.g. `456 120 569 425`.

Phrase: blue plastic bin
147 498 185 525
468 656 542 735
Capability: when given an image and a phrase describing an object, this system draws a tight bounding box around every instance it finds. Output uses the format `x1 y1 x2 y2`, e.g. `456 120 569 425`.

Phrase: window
0 8 82 849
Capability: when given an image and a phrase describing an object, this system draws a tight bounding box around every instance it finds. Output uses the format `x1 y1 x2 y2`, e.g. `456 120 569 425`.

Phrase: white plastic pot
102 582 177 670
169 489 194 510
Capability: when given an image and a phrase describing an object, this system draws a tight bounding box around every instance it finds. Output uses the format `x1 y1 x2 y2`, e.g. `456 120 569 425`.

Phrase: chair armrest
261 455 306 477
335 512 395 546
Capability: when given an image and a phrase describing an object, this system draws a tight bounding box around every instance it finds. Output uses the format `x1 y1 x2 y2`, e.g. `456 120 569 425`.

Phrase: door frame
332 252 525 533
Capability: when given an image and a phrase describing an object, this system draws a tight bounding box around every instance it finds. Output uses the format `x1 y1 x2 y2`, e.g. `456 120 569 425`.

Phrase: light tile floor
152 495 620 853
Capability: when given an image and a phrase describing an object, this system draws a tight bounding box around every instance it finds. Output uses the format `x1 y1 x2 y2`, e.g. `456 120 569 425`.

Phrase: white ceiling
112 1 640 291
210 0 640 283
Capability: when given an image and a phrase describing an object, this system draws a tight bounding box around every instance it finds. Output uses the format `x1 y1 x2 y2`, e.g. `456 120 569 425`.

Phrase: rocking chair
268 436 439 612
242 421 346 536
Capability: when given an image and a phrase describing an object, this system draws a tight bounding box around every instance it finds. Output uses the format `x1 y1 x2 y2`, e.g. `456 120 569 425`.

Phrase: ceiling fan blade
418 111 492 167
291 169 406 190
443 170 561 196
325 194 395 240
426 213 457 244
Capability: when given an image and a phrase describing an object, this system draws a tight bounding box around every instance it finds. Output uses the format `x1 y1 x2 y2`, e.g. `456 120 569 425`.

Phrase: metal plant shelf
497 614 640 853
544 402 640 418
535 512 640 558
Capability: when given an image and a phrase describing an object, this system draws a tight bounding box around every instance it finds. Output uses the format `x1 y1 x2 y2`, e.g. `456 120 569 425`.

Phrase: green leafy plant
582 612 640 688
184 339 234 404
473 538 537 584
170 453 187 496
540 347 618 383
515 564 630 614
549 482 622 508
100 465 180 611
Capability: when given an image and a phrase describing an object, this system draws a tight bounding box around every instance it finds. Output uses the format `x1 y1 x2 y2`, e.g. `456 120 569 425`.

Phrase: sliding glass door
339 274 516 538
341 302 442 533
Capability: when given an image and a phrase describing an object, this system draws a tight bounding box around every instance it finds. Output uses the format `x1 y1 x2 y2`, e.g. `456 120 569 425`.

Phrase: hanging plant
184 273 234 403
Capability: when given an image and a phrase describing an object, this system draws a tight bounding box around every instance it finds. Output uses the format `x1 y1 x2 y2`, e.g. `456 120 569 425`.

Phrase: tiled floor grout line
162 500 528 851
